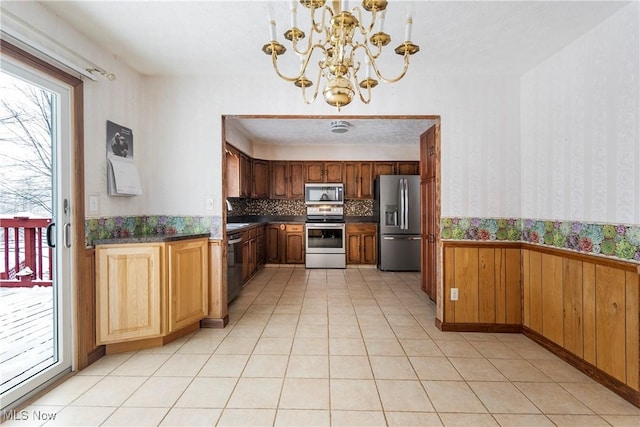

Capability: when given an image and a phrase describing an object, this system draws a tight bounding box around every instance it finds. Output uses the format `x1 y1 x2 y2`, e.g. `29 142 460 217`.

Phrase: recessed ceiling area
226 117 437 146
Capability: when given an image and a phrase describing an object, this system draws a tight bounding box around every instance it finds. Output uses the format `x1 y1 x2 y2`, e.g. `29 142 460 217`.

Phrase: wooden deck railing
0 216 53 287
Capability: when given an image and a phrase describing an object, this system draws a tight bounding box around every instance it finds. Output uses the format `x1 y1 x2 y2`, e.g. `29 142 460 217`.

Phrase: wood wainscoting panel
595 265 627 383
563 258 584 358
443 246 455 322
541 253 564 346
626 271 639 390
505 249 522 325
454 247 479 323
522 249 531 327
478 248 496 323
583 262 597 365
528 250 543 334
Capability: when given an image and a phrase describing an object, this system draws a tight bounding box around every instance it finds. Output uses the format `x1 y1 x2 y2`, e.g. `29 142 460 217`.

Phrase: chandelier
262 0 420 111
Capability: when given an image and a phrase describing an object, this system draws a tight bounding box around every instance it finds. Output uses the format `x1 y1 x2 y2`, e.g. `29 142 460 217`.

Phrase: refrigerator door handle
383 236 421 240
403 178 409 230
399 178 405 229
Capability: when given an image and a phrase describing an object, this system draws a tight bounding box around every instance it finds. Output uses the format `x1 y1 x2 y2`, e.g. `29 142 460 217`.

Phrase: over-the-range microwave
304 183 344 205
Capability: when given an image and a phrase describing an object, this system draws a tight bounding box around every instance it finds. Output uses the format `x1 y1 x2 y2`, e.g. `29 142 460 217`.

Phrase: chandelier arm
368 51 412 84
300 64 324 105
300 44 329 76
353 7 378 36
270 53 303 83
353 77 373 104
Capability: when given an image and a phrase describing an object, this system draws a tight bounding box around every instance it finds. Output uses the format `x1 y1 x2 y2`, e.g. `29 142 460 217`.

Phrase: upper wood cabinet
344 162 373 199
305 161 343 183
397 161 420 175
421 126 437 179
373 161 420 178
251 159 269 198
226 146 252 198
374 162 396 177
270 161 304 199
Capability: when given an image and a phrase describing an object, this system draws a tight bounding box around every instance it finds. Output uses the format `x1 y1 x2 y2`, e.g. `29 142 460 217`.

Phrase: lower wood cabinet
265 223 305 264
96 237 208 347
346 223 377 265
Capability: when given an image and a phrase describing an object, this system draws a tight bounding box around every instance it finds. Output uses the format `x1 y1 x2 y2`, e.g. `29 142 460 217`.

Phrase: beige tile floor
8 267 640 426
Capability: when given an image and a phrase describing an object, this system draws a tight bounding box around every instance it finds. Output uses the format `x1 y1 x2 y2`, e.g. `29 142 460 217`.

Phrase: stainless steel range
305 205 346 269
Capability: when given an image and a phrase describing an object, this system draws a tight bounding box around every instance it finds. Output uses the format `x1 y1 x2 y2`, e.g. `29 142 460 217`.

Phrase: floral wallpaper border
85 215 222 246
442 217 640 263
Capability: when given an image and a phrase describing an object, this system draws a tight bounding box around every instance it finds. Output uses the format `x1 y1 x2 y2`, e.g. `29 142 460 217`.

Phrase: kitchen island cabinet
95 235 208 352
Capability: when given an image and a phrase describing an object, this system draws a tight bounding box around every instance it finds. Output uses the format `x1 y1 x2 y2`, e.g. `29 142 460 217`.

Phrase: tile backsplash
228 198 373 217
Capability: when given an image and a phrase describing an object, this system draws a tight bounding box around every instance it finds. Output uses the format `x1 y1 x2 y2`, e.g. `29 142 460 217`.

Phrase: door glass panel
0 62 71 410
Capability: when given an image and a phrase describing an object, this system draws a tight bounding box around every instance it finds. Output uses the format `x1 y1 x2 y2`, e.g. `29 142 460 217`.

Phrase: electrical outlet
205 196 215 212
450 288 459 301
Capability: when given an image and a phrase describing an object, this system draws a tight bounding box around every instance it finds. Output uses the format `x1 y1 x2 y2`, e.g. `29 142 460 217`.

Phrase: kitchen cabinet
305 161 343 183
270 161 305 199
242 225 265 282
265 223 305 264
265 224 281 263
226 146 252 198
373 161 420 178
167 239 209 333
285 224 305 264
96 237 208 347
252 159 269 198
397 161 420 175
344 162 373 199
346 224 377 265
374 162 396 177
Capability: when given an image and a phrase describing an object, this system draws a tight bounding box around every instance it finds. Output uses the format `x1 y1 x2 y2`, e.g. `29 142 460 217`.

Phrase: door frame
0 40 88 394
220 114 442 311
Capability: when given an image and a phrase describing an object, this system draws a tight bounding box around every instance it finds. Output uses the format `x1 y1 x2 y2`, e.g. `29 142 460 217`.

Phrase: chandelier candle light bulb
262 0 420 111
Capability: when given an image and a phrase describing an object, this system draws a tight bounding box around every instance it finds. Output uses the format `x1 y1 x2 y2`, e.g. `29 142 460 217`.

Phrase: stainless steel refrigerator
374 175 421 271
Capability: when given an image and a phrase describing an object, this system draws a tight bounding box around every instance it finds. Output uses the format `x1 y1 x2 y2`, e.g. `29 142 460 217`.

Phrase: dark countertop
226 215 376 234
93 232 210 245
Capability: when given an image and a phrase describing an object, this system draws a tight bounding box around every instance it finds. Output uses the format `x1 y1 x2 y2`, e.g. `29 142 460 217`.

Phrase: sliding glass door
0 58 72 411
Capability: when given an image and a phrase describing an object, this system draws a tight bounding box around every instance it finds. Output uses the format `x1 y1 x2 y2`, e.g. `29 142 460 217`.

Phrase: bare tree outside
0 71 53 216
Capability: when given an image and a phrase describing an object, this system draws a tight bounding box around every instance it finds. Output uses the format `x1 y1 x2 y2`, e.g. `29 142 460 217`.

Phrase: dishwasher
226 232 244 304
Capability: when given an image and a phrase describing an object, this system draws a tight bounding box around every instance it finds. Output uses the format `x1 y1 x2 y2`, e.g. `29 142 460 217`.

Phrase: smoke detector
330 120 350 134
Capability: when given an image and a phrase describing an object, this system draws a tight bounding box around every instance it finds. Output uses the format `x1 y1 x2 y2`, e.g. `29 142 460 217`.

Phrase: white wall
2 1 149 219
146 73 522 220
521 2 640 225
3 2 523 222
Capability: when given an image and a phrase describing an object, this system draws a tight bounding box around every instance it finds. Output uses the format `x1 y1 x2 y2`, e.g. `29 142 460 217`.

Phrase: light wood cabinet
344 162 373 199
97 244 164 344
305 161 343 183
270 161 304 199
346 223 377 265
96 237 208 347
251 159 269 198
167 239 208 333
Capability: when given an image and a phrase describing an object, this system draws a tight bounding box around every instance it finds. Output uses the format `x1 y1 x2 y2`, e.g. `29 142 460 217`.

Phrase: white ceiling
40 0 628 146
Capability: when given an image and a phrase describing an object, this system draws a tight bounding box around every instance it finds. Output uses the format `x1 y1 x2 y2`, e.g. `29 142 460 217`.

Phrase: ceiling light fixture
262 0 419 111
330 120 350 133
